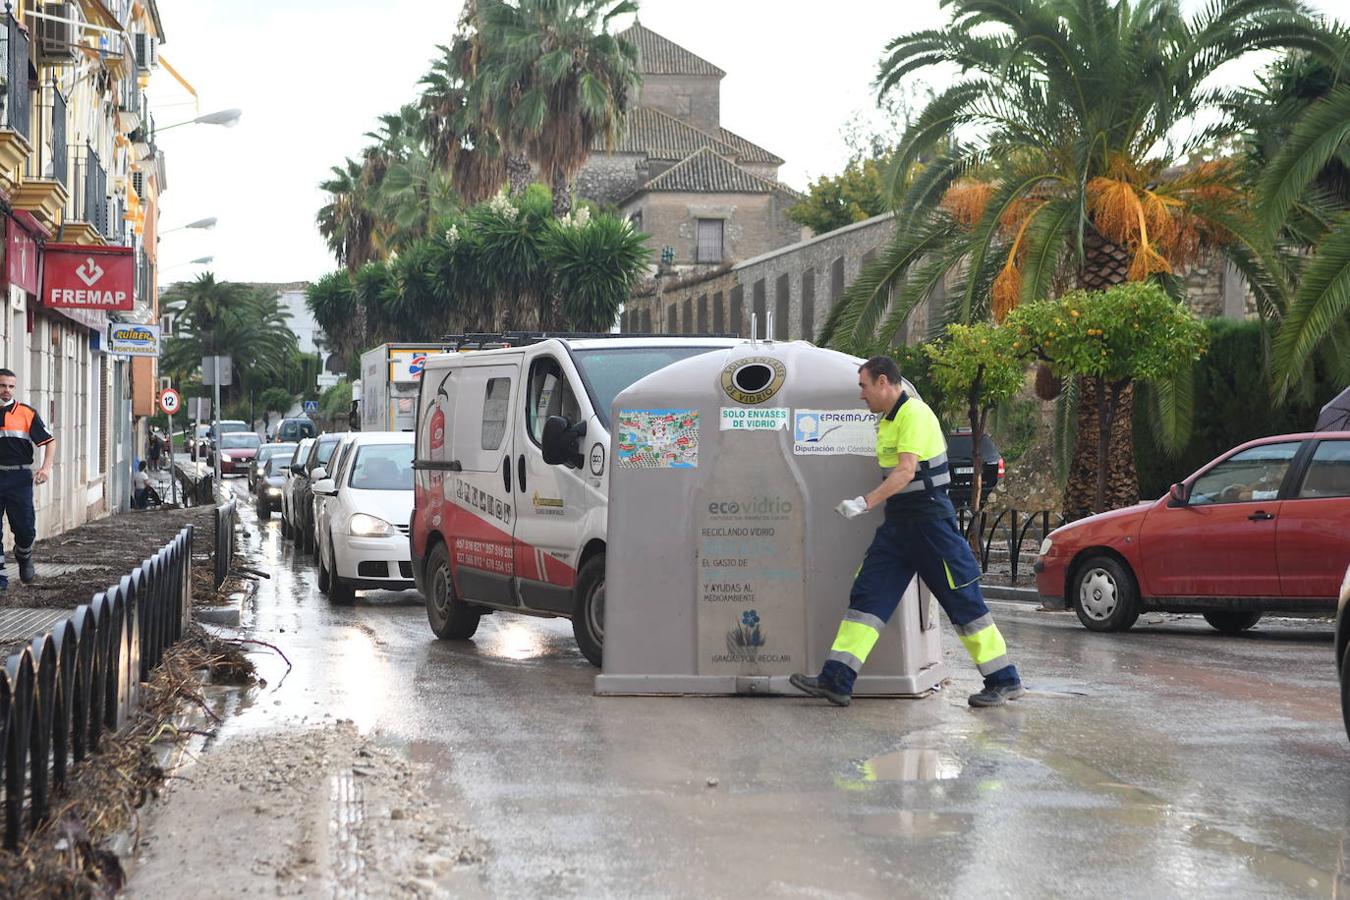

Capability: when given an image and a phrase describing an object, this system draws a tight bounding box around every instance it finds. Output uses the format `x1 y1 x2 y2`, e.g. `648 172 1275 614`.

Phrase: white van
410 336 740 665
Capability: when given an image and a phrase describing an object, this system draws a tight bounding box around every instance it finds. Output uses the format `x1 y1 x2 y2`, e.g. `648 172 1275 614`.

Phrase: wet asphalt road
216 479 1350 898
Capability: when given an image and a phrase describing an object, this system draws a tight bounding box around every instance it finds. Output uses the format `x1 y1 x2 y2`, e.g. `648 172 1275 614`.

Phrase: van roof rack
439 331 743 351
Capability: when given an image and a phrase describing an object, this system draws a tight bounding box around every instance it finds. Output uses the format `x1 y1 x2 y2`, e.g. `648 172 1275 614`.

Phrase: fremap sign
108 322 161 357
42 244 135 311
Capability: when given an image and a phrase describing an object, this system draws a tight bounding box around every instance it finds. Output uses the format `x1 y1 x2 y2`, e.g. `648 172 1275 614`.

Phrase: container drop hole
733 364 774 394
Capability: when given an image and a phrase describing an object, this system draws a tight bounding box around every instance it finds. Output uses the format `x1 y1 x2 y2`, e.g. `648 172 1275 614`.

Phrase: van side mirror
1168 482 1189 506
542 416 586 468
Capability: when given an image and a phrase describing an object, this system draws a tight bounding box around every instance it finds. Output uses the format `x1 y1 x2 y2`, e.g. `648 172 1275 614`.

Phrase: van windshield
571 347 723 425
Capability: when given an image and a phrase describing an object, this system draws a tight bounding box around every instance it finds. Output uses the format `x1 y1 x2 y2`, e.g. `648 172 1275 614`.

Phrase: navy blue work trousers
0 469 36 568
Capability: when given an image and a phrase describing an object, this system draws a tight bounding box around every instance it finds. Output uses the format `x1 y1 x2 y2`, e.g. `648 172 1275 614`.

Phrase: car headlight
220 453 233 462
267 486 282 496
1038 537 1054 556
348 513 393 536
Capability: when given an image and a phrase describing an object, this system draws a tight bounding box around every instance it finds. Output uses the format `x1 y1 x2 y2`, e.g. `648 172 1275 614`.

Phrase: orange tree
924 323 1027 523
820 0 1335 516
1006 283 1206 516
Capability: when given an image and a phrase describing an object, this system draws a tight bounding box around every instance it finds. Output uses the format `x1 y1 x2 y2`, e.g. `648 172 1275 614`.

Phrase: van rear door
444 361 520 606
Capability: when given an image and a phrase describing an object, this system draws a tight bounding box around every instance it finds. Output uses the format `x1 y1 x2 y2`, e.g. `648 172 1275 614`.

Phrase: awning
78 0 125 33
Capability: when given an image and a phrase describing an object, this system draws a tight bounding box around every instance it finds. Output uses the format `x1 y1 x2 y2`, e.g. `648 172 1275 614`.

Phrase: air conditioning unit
38 4 79 65
131 171 145 198
133 32 158 72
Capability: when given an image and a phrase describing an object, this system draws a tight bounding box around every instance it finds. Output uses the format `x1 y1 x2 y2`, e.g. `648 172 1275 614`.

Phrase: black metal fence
0 526 194 849
214 499 236 589
1 9 30 138
957 507 1065 585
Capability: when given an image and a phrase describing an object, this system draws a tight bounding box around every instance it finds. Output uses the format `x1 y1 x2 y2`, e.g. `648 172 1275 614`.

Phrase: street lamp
157 108 243 132
162 256 214 270
160 217 218 235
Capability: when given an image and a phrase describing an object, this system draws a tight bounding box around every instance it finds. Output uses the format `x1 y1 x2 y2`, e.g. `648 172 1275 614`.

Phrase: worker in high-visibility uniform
790 356 1024 708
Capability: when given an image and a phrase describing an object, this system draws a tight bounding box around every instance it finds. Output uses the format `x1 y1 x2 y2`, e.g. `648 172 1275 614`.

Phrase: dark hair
859 356 902 386
138 460 147 471
0 368 15 380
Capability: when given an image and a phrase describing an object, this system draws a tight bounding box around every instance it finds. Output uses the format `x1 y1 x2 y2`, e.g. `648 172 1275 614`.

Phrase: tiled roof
637 147 801 198
618 22 726 78
715 127 784 166
595 107 738 159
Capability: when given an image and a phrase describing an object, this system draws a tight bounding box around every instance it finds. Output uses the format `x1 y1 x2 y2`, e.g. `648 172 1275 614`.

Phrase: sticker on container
720 407 789 431
792 409 879 456
616 409 699 469
719 357 787 404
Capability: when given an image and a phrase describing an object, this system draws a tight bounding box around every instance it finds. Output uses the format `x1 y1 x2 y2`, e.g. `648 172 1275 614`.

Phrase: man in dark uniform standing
791 356 1024 708
0 368 55 590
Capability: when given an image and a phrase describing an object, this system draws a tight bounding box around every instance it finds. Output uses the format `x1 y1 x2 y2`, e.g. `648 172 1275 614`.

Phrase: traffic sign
158 388 181 416
303 400 320 414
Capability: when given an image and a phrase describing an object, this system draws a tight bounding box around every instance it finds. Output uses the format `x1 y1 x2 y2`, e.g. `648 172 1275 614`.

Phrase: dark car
256 456 290 520
288 433 342 552
250 442 298 491
945 430 1004 508
274 417 318 443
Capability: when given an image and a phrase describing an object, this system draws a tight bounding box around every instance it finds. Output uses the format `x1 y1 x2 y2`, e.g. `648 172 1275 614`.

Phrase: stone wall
639 73 721 135
621 212 1255 341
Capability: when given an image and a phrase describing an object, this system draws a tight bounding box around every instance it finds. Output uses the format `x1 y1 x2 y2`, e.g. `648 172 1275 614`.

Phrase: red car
214 432 262 476
1036 431 1350 633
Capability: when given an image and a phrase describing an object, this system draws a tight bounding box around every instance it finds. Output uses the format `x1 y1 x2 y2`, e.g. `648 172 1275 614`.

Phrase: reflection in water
859 748 963 783
483 622 548 661
858 810 972 839
335 628 387 733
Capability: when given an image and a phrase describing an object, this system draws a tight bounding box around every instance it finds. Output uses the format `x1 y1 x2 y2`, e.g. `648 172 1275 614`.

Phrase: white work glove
835 496 868 519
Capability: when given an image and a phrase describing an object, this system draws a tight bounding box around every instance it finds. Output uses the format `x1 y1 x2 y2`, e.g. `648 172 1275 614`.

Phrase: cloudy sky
149 0 1340 287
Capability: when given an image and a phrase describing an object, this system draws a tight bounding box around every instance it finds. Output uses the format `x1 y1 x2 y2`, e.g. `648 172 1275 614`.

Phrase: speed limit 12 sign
159 388 181 416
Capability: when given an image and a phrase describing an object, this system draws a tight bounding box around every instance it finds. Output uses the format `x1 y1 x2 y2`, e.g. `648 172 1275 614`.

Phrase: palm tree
420 33 513 204
317 159 380 273
822 0 1335 517
475 0 641 217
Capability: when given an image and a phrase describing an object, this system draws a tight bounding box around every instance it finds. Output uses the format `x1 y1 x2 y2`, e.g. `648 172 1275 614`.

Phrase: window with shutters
696 218 723 263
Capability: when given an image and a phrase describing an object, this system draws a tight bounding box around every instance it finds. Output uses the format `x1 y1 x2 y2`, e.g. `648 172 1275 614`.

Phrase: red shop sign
6 219 37 294
42 243 134 310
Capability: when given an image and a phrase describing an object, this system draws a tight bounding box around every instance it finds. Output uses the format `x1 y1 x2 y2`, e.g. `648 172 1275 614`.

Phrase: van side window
481 377 511 450
526 358 581 445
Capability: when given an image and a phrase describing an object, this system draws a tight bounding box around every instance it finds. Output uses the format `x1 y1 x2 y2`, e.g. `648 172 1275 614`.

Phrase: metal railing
0 8 30 138
25 80 67 185
957 507 1065 585
0 526 194 849
214 499 236 589
68 144 108 231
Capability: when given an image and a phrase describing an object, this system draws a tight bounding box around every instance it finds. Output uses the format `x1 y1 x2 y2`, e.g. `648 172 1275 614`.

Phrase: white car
313 432 416 605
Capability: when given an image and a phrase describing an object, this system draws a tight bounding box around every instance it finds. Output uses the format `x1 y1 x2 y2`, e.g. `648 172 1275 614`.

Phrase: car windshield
291 441 314 466
348 444 413 491
571 347 722 425
316 438 341 465
219 433 260 449
216 422 248 436
946 434 999 460
258 444 295 463
266 457 290 475
195 425 211 438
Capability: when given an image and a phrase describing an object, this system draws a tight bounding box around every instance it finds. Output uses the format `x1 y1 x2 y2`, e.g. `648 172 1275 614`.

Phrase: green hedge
1135 318 1341 498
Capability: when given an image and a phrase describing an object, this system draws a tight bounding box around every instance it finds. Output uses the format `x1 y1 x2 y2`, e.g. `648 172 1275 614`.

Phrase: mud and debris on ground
0 624 254 899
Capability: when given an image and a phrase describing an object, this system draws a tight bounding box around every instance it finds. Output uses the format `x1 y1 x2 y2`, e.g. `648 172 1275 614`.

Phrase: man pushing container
790 356 1025 708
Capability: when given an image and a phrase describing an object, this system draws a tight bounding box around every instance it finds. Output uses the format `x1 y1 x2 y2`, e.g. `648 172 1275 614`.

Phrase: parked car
274 417 318 443
209 420 249 455
314 432 416 605
249 442 298 491
311 434 358 544
186 424 212 456
280 438 315 542
256 456 290 520
410 335 740 665
285 433 343 552
213 432 261 475
1336 564 1350 740
1036 431 1350 633
946 429 1004 508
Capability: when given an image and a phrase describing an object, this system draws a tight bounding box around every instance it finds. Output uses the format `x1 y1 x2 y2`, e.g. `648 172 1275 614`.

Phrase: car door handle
1247 510 1275 521
502 456 511 494
517 454 526 493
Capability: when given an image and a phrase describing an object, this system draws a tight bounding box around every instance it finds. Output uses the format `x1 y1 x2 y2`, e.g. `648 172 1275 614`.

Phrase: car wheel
281 513 292 539
571 554 605 667
424 541 480 640
329 542 355 606
1203 611 1262 635
317 542 331 594
1072 555 1140 632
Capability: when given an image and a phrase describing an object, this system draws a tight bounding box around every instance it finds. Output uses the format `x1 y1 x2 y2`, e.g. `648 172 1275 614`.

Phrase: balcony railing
25 81 67 186
1 8 31 138
68 144 108 231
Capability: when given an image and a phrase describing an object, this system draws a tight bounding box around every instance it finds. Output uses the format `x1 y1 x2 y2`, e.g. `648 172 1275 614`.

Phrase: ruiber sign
42 244 135 310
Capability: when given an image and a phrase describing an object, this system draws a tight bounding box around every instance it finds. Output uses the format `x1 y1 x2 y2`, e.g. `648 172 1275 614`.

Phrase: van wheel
1072 555 1140 632
572 555 605 667
425 542 480 640
1203 611 1262 634
281 513 292 540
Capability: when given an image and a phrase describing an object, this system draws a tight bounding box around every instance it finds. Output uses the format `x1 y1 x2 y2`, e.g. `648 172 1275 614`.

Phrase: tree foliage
1007 283 1207 513
787 152 892 236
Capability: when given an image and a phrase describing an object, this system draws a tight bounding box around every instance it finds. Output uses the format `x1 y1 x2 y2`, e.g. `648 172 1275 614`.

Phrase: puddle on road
857 810 972 839
854 748 963 783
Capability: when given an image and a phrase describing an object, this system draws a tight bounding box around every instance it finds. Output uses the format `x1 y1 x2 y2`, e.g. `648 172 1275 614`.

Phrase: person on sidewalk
148 429 163 472
790 356 1025 708
0 368 54 590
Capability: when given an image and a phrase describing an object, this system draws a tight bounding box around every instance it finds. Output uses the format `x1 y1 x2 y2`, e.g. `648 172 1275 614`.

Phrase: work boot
789 672 852 707
0 574 8 592
968 682 1026 708
18 557 34 585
